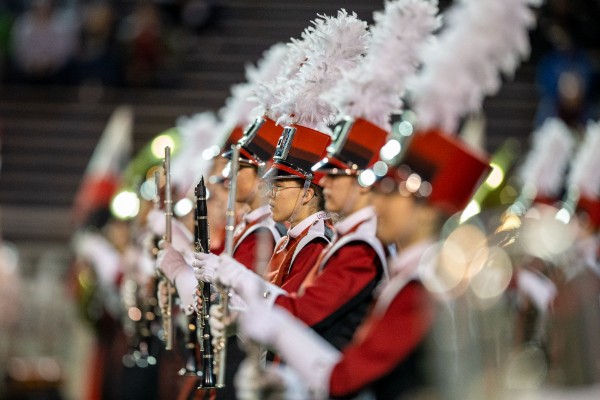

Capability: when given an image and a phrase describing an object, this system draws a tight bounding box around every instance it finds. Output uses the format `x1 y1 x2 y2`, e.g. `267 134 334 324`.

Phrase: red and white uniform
328 240 437 398
232 205 282 270
264 211 333 293
275 206 388 349
223 205 282 400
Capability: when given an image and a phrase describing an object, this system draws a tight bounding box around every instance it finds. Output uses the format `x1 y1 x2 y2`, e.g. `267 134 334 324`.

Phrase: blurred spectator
180 0 215 34
9 0 78 84
118 3 166 87
534 0 600 130
534 26 596 130
74 1 122 86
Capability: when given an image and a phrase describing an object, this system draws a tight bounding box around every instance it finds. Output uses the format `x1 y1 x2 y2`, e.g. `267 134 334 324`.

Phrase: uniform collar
244 204 271 225
335 206 376 236
289 211 328 239
389 239 436 279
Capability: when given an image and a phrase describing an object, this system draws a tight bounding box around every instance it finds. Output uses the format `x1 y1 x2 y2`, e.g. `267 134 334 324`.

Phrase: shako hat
222 116 282 167
366 129 491 215
258 10 369 183
222 126 245 152
263 125 331 182
313 117 389 175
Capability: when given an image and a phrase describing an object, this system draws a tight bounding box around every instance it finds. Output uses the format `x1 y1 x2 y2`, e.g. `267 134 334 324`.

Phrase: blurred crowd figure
533 0 600 130
0 0 215 87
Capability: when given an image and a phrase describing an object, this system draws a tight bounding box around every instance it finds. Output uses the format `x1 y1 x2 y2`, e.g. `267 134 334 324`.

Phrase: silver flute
214 144 241 387
162 146 174 350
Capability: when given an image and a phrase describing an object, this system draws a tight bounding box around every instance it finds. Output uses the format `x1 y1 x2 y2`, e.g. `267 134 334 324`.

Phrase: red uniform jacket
264 211 334 293
329 240 437 398
275 207 388 350
231 205 282 270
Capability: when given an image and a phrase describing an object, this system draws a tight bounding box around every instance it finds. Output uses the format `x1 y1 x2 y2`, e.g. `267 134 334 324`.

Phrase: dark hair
311 183 326 210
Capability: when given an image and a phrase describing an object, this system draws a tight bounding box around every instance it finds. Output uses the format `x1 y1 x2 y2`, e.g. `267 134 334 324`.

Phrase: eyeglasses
266 183 302 196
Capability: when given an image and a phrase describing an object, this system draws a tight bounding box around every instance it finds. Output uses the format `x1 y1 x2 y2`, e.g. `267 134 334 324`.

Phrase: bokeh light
111 190 140 219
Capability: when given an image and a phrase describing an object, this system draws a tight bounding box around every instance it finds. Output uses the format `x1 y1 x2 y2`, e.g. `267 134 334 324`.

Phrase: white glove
146 208 194 254
192 252 220 283
156 242 188 283
235 359 311 400
157 265 197 316
208 302 239 345
239 303 341 397
156 242 197 314
216 254 287 305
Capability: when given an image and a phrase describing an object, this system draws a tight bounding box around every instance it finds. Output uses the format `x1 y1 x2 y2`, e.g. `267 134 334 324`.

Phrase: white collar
244 204 271 224
389 239 436 279
289 211 328 239
335 206 376 236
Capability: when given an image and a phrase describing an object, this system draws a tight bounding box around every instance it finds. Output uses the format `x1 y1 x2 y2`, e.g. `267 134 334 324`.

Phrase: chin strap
288 177 313 227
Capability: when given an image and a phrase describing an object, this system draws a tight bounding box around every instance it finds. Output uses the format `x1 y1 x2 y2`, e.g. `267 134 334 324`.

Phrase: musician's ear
302 187 315 204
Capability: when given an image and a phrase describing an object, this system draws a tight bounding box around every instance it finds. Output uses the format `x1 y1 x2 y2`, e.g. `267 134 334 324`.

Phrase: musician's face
267 179 305 223
320 174 357 216
371 191 417 246
236 165 260 204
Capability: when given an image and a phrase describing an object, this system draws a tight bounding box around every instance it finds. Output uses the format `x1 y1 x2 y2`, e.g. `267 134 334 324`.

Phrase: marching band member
154 42 296 400
196 9 376 351
156 112 285 398
159 11 369 397
209 0 439 352
258 127 334 293
236 129 491 399
154 41 290 313
544 120 600 386
230 0 549 397
499 117 576 351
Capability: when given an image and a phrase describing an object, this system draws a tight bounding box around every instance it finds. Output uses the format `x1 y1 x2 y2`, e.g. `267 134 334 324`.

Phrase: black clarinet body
195 176 218 388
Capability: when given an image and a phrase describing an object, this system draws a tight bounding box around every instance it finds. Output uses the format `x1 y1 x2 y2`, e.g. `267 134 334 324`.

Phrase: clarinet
161 146 174 350
194 176 218 388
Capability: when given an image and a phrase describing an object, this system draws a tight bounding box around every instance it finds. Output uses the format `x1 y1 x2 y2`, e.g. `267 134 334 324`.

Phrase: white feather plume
171 111 220 194
245 42 289 86
251 40 306 117
410 0 542 133
518 118 576 197
322 0 440 131
568 120 600 198
216 42 289 144
269 10 370 131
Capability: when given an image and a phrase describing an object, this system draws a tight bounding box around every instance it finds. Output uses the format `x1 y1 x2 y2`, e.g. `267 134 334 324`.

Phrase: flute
162 146 174 351
214 144 241 387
